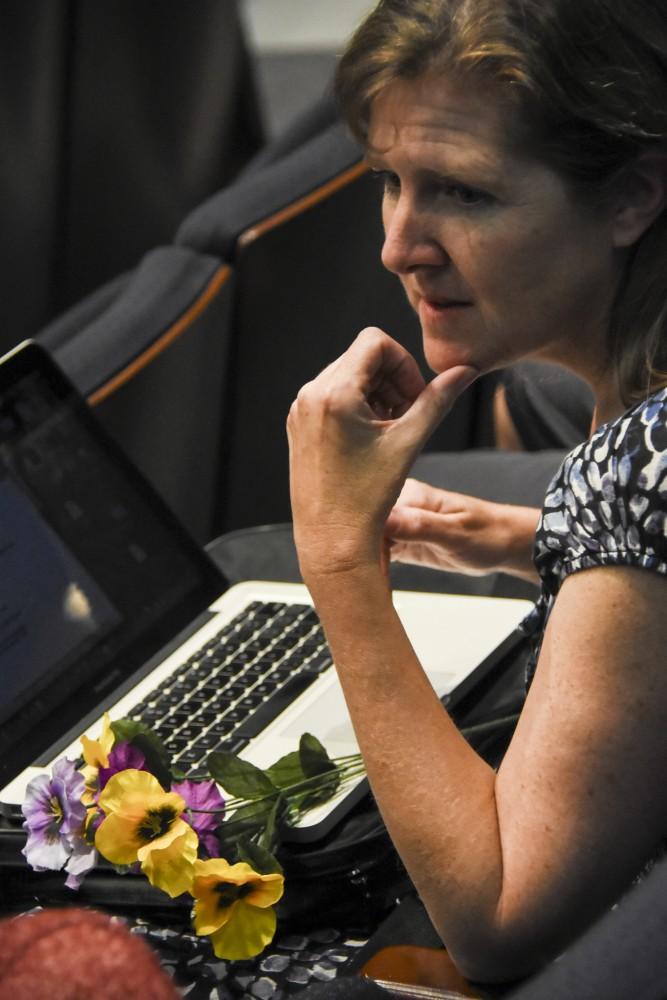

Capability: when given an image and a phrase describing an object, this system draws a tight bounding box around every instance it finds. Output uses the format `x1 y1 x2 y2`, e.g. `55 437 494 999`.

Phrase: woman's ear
612 151 667 248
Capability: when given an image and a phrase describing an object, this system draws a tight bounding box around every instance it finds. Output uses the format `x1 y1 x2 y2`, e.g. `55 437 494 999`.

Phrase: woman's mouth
419 296 472 316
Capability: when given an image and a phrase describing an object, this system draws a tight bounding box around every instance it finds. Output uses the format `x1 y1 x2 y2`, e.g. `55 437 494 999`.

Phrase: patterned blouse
521 386 667 682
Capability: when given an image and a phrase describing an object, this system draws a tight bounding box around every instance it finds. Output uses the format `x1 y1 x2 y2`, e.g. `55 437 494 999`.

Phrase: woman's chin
423 341 485 376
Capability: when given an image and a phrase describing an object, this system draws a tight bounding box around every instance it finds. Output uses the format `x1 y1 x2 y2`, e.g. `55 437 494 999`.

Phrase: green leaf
266 751 306 790
217 801 264 860
258 796 281 854
237 835 283 876
110 720 172 789
207 752 278 799
299 732 335 777
294 733 339 807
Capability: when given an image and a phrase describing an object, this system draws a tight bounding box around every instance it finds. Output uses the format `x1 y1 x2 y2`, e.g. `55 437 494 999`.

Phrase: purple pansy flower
97 741 146 793
63 835 98 889
173 778 225 858
22 757 97 887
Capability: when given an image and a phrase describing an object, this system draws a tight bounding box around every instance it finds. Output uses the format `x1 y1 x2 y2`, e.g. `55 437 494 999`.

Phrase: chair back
39 246 234 543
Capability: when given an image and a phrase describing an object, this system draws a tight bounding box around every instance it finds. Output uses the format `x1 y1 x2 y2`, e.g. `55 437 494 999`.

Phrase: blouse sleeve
534 389 667 585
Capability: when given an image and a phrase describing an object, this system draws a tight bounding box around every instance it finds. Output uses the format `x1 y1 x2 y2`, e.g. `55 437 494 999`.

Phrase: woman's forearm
305 564 522 979
494 504 541 583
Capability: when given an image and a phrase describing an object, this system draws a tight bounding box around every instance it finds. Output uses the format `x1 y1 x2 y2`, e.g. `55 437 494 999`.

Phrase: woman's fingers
391 365 478 449
394 478 445 510
385 504 447 542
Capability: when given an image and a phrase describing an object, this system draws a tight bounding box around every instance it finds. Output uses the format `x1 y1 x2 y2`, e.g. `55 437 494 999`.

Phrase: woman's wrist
294 522 388 585
301 558 393 632
495 504 541 582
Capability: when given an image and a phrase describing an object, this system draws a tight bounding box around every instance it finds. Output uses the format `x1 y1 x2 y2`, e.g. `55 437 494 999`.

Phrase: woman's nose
381 200 445 275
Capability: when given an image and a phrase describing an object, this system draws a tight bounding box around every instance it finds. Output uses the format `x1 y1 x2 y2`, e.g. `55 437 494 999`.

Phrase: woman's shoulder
562 385 667 505
536 387 667 583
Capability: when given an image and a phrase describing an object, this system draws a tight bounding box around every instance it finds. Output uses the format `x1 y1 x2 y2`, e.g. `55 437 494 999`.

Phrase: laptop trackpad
277 667 458 751
281 684 356 746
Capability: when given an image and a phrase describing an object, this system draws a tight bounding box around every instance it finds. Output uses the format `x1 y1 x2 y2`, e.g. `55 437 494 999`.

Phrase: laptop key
219 707 246 725
218 682 248 701
301 658 332 676
136 707 167 725
184 689 210 705
235 673 316 739
168 708 195 725
235 694 264 711
164 735 190 752
251 649 286 667
173 725 202 742
177 748 206 768
250 681 279 698
204 718 237 737
214 736 249 755
244 663 270 680
189 732 220 751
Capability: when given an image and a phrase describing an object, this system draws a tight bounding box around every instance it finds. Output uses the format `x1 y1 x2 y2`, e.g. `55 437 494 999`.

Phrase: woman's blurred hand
386 478 541 581
287 327 477 583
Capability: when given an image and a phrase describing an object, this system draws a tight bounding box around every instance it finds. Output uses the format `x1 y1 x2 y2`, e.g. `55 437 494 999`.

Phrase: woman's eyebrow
365 153 389 171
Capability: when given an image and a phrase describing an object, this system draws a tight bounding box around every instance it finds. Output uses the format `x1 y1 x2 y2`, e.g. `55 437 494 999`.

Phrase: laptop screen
0 342 225 782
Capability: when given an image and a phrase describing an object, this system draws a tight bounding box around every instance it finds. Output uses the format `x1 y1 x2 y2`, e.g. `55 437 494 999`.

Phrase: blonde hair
336 0 667 403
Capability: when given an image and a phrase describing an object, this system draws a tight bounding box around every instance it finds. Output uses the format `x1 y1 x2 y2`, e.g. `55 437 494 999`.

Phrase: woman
287 0 667 983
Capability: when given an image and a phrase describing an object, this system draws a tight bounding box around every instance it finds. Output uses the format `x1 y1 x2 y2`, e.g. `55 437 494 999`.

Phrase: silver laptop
0 341 531 839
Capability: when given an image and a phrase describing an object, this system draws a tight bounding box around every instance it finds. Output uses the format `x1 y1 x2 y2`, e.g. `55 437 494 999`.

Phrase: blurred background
240 0 373 137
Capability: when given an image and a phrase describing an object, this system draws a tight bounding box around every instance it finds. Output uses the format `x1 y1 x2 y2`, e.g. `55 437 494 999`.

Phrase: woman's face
368 74 622 376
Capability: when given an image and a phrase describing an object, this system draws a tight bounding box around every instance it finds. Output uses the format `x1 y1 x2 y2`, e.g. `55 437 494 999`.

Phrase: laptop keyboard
129 601 333 775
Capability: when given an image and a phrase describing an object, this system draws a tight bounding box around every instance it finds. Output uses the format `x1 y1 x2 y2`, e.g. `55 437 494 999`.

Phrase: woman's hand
386 478 541 581
287 328 477 584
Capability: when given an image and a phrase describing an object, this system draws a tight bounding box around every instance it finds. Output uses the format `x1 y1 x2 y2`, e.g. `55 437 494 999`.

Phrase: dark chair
177 115 498 533
38 245 234 544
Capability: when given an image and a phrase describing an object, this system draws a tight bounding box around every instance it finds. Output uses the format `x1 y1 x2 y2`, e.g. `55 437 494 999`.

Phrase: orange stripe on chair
238 161 369 249
87 264 232 406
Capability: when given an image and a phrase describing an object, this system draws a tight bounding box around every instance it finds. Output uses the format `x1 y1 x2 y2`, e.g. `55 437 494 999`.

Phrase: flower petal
192 886 236 936
192 859 255 886
80 712 114 768
208 899 277 960
95 812 143 865
51 760 87 835
21 774 57 830
64 837 98 889
22 829 70 872
138 822 198 897
244 871 285 908
197 829 222 859
98 743 147 792
173 779 225 833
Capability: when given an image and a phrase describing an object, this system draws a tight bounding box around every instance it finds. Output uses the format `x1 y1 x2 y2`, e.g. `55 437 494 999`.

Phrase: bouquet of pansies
21 714 364 960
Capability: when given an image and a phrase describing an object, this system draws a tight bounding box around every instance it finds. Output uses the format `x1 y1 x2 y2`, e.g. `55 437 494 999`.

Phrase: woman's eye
372 170 401 195
446 183 489 207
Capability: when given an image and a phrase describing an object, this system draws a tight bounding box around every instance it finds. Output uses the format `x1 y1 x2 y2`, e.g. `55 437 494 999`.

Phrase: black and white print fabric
522 386 667 682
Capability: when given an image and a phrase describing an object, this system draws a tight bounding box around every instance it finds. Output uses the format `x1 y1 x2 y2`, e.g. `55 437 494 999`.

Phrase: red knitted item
0 908 179 999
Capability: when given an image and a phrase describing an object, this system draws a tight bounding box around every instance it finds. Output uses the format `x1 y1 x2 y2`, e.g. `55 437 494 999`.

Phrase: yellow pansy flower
95 769 198 897
191 858 285 960
80 712 114 805
81 712 114 769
